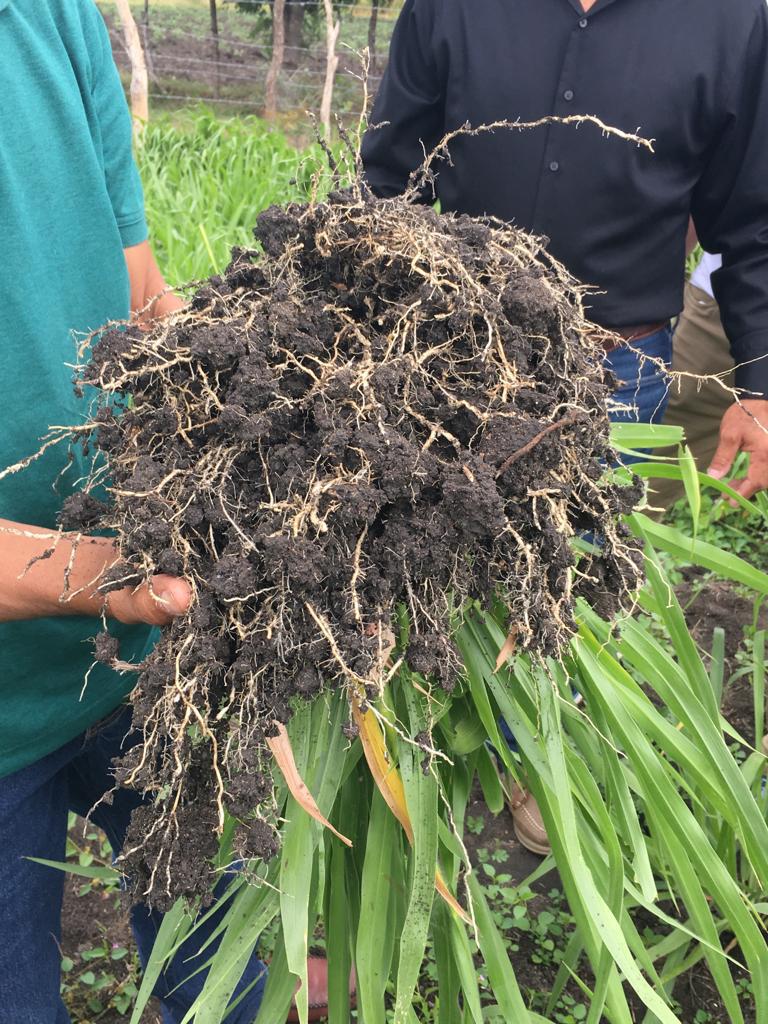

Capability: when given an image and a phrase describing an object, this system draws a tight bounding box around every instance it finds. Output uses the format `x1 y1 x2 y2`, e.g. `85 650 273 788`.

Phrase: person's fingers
707 427 741 481
728 476 756 506
149 576 193 620
731 455 768 505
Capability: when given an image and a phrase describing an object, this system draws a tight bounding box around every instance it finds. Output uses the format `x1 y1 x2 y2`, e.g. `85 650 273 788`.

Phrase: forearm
0 518 191 625
0 518 116 622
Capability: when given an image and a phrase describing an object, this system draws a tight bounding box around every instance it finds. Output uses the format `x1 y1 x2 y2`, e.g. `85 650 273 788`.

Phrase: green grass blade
448 912 484 1024
476 743 504 815
189 901 274 1024
467 875 532 1022
325 834 352 1024
29 857 121 882
434 902 462 1024
630 462 760 515
280 801 316 1024
641 552 721 725
754 631 766 750
255 932 295 1024
393 680 439 1024
356 789 400 1024
609 423 685 450
678 445 701 540
130 900 191 1024
710 627 726 708
473 618 675 1023
575 630 768 1020
629 513 768 594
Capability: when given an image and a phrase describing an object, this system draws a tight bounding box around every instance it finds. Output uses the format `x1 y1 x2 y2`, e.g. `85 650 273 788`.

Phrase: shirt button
563 89 574 101
579 17 588 27
549 160 560 172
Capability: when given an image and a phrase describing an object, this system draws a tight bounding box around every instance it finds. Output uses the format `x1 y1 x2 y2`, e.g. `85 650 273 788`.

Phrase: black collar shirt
361 0 768 399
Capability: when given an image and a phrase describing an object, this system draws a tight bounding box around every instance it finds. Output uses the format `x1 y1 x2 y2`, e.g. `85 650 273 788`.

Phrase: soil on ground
677 567 768 743
61 836 161 1024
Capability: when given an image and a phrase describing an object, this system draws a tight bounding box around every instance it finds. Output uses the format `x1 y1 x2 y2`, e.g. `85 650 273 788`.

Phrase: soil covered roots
64 187 643 905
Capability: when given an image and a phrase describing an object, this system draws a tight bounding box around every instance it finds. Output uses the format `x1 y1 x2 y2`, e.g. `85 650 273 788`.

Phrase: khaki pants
648 281 734 511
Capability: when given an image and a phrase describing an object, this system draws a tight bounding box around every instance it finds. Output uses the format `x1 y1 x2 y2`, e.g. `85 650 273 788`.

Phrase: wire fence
102 1 401 124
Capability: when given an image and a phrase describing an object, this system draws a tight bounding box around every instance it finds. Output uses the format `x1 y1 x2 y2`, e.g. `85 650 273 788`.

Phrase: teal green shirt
0 0 154 778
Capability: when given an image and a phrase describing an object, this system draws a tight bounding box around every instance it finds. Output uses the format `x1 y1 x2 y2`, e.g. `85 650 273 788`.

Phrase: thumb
127 575 192 625
106 574 192 626
149 576 192 619
707 431 740 481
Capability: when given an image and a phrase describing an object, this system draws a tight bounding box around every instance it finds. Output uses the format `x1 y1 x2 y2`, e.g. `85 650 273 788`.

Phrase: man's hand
708 399 768 501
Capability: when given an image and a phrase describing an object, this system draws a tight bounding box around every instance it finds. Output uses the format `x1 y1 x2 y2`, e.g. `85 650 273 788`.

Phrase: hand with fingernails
708 399 768 504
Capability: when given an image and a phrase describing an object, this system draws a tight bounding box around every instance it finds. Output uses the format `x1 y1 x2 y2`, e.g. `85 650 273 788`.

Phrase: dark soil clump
58 183 642 905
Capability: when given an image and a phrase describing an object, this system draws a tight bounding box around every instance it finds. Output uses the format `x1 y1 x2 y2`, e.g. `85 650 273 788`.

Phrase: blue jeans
499 326 673 753
604 325 673 434
0 707 267 1024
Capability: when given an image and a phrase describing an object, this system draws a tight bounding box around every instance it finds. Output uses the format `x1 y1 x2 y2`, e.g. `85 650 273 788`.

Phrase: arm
360 0 446 198
87 5 182 320
0 251 188 625
690 6 768 498
0 519 190 625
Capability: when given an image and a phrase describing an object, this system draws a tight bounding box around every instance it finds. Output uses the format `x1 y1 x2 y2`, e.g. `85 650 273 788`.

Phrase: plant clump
59 181 642 906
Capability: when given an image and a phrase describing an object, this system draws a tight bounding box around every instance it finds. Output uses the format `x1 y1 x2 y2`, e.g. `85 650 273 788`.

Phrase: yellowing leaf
495 627 519 672
352 701 470 924
267 723 352 847
353 702 413 843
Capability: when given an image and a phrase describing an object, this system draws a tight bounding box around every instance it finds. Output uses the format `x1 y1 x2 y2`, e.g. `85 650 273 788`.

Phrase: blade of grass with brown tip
268 723 352 848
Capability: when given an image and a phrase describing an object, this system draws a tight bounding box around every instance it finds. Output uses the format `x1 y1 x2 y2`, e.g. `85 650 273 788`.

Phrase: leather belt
601 320 669 352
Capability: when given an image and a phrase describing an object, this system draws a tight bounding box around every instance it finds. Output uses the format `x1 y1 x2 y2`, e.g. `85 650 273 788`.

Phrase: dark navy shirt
362 0 768 398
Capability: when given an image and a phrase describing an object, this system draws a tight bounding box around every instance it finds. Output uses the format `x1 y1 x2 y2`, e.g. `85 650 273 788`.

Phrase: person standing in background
650 254 736 510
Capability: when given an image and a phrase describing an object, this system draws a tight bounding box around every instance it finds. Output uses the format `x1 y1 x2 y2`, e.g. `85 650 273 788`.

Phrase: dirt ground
61 864 162 1024
678 568 768 743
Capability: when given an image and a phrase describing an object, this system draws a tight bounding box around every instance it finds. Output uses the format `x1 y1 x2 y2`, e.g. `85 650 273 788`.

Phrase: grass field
137 111 328 281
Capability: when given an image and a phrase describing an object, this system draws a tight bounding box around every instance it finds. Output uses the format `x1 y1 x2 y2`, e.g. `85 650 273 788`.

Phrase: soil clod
60 183 642 904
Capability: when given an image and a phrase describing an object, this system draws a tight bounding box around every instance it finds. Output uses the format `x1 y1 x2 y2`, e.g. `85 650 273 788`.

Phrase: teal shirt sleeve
85 1 148 248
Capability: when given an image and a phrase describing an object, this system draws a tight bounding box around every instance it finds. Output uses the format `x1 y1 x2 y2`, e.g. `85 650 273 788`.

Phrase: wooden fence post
320 0 340 138
209 0 221 100
367 0 381 76
265 0 286 119
114 0 149 141
141 0 154 84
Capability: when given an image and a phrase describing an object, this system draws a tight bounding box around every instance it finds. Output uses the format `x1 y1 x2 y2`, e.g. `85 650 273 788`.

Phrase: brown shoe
505 783 551 856
287 956 356 1023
